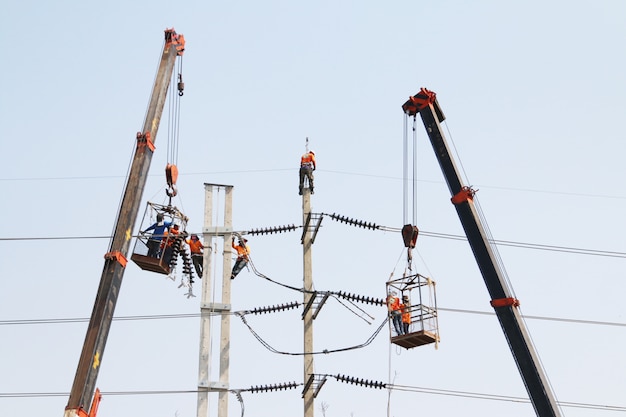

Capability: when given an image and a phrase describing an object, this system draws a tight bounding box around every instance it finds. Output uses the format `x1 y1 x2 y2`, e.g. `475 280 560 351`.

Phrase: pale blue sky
1 1 625 416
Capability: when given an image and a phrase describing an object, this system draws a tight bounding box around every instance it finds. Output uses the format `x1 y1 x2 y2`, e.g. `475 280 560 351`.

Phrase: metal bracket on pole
301 291 330 320
200 302 231 312
202 226 233 236
302 291 317 319
311 215 323 244
312 292 330 320
301 212 312 243
301 212 323 244
302 374 328 398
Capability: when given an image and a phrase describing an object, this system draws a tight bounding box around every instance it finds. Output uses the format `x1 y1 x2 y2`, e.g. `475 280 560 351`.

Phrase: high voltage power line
1 308 623 328
2 169 626 202
1 231 624 259
1 384 625 413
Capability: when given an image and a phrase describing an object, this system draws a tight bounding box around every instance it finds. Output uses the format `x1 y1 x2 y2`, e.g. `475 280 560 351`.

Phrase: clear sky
1 1 625 417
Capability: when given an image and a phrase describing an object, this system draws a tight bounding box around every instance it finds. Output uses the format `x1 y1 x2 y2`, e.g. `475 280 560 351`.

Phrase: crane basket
386 272 439 349
132 202 189 275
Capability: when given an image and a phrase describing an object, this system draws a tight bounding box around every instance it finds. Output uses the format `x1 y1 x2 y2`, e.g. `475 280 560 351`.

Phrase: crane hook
177 73 184 96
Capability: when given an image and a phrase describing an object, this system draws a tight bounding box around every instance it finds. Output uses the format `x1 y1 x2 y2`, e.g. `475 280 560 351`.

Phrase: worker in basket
401 295 411 334
143 213 172 258
230 237 250 280
161 223 180 265
387 291 403 335
298 150 316 195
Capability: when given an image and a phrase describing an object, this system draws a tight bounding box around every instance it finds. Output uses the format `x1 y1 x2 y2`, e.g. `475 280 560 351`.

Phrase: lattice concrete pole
196 184 234 417
302 189 315 417
217 185 234 417
197 183 214 417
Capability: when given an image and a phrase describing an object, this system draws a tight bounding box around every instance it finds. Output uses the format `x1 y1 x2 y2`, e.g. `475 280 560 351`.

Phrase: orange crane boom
63 28 185 417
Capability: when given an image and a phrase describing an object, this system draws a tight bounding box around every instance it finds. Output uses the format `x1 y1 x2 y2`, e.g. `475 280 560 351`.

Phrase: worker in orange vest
401 295 411 334
161 224 180 265
387 291 403 335
299 150 316 195
186 234 205 278
231 237 250 280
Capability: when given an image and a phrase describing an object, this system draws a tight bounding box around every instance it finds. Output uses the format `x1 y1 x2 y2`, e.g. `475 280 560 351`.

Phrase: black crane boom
402 88 561 417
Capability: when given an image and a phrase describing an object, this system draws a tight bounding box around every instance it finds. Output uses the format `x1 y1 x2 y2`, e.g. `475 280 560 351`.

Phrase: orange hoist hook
178 73 184 96
165 163 178 197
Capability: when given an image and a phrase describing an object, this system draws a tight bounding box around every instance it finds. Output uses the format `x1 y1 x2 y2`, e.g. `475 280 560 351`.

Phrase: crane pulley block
402 87 446 122
401 224 419 248
451 186 476 205
136 131 155 152
165 163 179 197
164 28 185 56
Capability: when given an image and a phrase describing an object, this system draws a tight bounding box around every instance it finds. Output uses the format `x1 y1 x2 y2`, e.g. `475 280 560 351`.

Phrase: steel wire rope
236 312 388 356
443 120 565 414
386 383 626 412
2 387 624 412
245 251 313 294
412 115 419 226
473 196 518 299
442 119 519 298
229 242 389 353
402 113 409 224
328 293 376 325
2 229 625 259
5 169 626 202
243 244 380 325
3 308 624 328
106 116 144 250
166 56 183 167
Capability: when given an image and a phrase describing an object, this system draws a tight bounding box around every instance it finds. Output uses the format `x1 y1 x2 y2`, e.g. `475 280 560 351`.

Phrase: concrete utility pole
301 188 314 417
197 183 234 417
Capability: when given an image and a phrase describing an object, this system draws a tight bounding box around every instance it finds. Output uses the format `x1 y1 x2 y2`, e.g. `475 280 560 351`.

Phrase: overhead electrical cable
3 309 622 328
2 386 625 412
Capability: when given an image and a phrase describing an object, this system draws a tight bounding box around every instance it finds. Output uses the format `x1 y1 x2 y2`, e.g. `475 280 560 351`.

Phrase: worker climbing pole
299 137 316 195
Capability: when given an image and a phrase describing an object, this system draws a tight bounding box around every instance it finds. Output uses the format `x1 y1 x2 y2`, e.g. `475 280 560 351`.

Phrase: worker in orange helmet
387 291 403 335
186 234 205 278
401 295 411 335
230 237 250 280
161 223 180 265
298 150 316 195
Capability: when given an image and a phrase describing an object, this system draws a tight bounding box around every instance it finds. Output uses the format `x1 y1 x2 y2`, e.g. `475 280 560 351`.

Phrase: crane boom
64 28 185 417
402 88 561 417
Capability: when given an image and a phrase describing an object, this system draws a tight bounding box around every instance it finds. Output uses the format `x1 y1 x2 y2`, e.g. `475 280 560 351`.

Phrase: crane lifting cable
131 34 195 296
401 104 419 269
381 91 441 350
165 51 184 199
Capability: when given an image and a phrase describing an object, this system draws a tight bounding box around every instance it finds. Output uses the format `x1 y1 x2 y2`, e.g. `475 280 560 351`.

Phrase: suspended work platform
131 252 171 275
387 272 439 349
131 201 189 275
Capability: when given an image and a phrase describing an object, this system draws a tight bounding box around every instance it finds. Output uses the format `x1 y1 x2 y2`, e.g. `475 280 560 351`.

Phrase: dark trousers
391 312 403 335
147 239 161 258
192 254 203 277
231 258 248 279
299 166 314 192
